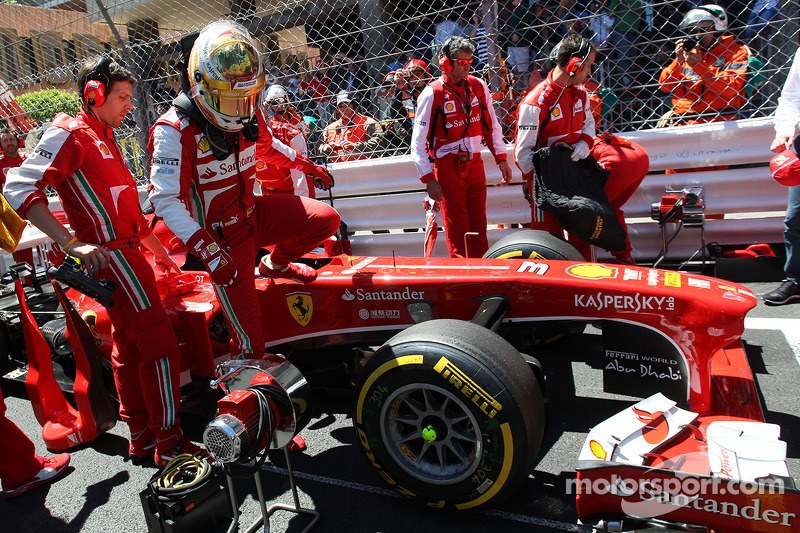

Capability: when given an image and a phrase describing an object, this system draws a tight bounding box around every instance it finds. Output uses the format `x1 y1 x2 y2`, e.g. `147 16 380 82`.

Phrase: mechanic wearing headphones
149 21 339 360
256 84 314 198
4 56 201 467
0 128 27 192
411 36 512 258
515 33 648 264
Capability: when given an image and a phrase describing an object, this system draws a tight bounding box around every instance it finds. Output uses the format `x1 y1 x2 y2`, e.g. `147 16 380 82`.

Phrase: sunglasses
454 58 474 66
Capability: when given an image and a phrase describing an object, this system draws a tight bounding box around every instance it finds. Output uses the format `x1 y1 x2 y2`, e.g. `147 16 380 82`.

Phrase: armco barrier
325 116 785 262
2 117 786 269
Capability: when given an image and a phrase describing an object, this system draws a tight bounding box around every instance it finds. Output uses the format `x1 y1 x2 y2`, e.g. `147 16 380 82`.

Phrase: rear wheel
484 229 584 261
353 319 546 510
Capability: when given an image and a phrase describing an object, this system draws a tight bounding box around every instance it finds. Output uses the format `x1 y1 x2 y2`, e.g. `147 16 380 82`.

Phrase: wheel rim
379 383 482 485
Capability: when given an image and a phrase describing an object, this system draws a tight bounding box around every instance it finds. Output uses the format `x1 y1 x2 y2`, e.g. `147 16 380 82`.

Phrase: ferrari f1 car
2 229 798 532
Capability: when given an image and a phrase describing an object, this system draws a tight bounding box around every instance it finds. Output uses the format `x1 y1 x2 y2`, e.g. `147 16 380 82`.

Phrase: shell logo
95 141 113 159
774 154 789 166
566 263 618 280
198 137 211 154
551 106 561 118
255 159 265 170
444 101 455 112
589 440 607 459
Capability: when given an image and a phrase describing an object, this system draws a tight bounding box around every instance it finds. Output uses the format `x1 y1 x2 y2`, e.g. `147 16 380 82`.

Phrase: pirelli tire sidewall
354 319 545 510
483 229 584 261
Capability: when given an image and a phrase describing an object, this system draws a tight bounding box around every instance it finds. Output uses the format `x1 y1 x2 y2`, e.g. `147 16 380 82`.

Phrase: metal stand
225 446 319 533
653 224 706 271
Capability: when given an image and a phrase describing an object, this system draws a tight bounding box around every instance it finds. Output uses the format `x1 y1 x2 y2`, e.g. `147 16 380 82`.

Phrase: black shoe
763 279 800 306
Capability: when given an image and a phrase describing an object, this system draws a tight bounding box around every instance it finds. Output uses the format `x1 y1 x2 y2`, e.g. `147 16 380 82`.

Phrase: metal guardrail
324 117 785 262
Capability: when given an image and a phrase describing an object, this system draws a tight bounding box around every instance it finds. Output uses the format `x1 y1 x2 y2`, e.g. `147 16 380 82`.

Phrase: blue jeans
785 184 800 282
746 0 779 41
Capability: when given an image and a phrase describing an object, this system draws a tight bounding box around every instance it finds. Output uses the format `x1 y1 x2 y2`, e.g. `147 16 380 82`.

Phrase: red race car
7 229 798 531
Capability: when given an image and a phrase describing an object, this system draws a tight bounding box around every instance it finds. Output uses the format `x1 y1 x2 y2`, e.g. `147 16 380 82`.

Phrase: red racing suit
149 107 339 357
0 387 43 490
0 152 27 191
411 75 508 258
4 110 181 437
255 114 313 198
515 72 648 259
658 34 751 123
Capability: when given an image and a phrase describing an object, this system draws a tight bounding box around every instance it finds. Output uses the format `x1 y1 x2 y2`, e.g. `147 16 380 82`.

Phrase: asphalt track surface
1 281 798 533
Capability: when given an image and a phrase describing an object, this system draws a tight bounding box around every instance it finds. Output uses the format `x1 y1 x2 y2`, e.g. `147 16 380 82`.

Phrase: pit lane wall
324 116 783 263
0 116 784 271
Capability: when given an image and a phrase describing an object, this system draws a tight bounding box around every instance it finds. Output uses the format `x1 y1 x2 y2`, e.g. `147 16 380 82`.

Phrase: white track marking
745 317 800 367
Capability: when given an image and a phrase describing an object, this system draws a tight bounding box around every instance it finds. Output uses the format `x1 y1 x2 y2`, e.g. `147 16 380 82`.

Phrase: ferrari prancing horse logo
287 291 313 326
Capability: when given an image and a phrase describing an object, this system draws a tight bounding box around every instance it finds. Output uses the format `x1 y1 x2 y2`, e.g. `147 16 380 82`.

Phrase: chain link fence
1 0 798 185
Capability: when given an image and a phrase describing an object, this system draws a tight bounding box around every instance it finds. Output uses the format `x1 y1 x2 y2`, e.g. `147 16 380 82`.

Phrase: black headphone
565 37 592 77
83 56 113 107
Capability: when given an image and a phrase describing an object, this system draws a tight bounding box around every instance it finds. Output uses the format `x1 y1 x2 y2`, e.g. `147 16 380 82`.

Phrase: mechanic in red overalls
0 386 71 497
4 57 200 466
149 21 339 359
256 84 314 198
411 36 512 258
0 128 27 191
515 33 648 264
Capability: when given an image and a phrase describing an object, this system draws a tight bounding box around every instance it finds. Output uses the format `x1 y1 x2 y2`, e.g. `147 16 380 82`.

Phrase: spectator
404 19 434 64
5 56 200 467
329 54 374 115
588 0 614 49
319 91 384 162
764 46 800 306
506 0 537 88
469 11 489 75
411 37 512 258
257 85 315 197
0 387 71 498
515 34 648 264
384 59 431 156
299 60 332 125
149 21 338 362
375 70 398 123
745 0 779 50
0 128 27 191
658 4 751 126
433 9 468 69
555 0 591 38
608 0 645 88
386 50 407 74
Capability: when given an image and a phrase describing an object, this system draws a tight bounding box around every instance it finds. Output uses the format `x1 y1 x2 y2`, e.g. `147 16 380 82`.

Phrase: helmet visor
200 39 263 119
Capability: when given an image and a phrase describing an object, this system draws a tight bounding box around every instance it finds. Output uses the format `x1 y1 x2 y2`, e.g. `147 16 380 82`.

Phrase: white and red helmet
188 21 265 132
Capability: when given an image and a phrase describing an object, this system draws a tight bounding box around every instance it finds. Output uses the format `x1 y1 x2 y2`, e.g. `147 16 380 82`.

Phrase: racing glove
186 229 238 287
306 164 334 191
570 140 591 161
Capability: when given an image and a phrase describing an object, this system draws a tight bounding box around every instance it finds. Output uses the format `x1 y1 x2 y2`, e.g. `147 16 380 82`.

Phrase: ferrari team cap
770 147 800 187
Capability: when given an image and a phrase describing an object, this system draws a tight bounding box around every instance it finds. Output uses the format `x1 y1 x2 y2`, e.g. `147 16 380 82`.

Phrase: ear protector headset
438 38 455 74
83 56 113 107
565 37 592 77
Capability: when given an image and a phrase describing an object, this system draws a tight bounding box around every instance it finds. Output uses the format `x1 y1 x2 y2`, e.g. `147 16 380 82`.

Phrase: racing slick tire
483 229 584 261
353 319 546 510
485 230 585 344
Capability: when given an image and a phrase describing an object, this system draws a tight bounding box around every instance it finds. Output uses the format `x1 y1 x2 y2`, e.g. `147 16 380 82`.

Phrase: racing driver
148 21 339 358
